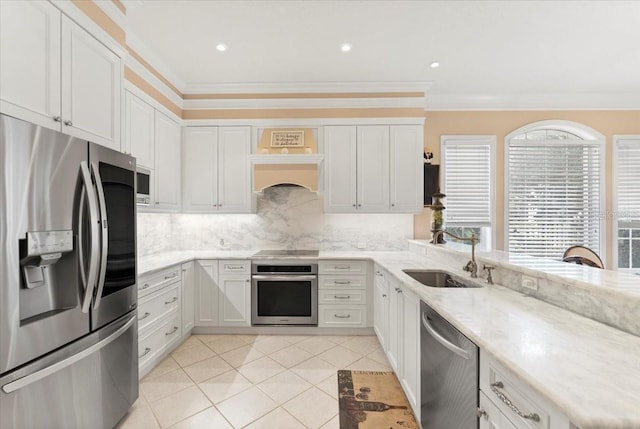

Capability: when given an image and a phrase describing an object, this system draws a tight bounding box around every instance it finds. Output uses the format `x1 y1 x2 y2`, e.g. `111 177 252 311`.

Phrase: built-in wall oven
251 251 318 325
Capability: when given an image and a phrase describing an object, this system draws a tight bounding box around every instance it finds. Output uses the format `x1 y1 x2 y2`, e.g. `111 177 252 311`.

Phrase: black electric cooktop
252 249 319 257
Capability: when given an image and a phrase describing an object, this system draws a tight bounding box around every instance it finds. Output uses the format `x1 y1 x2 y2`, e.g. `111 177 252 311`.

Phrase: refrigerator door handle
79 162 101 313
1 314 136 394
91 161 109 309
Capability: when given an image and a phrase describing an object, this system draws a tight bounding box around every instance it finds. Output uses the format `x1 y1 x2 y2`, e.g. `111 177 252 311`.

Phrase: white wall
138 187 413 256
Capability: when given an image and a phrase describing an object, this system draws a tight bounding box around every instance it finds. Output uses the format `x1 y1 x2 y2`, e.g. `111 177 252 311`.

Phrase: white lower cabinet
137 265 183 377
373 266 389 351
194 260 251 327
480 392 519 429
181 261 195 333
318 260 369 328
194 260 220 326
399 286 420 415
480 351 570 429
380 269 420 421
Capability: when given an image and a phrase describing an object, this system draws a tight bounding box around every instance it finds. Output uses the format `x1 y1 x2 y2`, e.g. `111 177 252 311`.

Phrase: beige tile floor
116 334 391 429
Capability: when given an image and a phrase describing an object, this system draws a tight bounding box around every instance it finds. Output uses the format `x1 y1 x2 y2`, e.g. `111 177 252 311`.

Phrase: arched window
505 121 605 260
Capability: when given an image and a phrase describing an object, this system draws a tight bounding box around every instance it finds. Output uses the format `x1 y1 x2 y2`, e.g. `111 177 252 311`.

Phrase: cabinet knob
53 116 62 123
63 120 73 126
352 204 356 208
477 408 488 420
382 294 387 298
391 203 395 207
358 204 362 207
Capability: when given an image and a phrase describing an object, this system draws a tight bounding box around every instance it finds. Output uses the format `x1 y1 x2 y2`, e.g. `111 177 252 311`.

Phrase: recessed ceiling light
430 61 440 68
341 43 352 52
216 43 227 52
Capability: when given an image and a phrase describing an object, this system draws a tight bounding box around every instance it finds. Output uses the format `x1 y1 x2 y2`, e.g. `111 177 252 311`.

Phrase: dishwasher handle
422 312 470 360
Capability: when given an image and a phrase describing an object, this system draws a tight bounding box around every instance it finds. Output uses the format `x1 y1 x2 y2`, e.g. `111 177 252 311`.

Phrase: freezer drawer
0 313 138 429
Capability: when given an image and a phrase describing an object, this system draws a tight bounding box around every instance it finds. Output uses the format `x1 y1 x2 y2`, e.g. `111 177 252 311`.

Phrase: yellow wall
416 110 640 268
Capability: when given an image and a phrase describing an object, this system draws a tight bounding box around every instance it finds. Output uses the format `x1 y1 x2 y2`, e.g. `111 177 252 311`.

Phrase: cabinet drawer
138 283 180 332
319 289 366 304
318 305 367 327
219 260 250 274
481 354 562 429
138 311 180 368
138 266 180 298
319 260 366 275
319 275 367 290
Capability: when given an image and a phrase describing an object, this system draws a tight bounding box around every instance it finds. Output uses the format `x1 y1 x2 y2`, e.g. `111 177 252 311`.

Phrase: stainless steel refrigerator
0 114 138 429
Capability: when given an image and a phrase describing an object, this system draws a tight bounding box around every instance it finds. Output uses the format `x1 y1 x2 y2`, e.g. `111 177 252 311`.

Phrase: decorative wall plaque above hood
250 128 323 192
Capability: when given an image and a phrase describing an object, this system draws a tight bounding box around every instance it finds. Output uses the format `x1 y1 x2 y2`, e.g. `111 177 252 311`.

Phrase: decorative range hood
250 128 323 192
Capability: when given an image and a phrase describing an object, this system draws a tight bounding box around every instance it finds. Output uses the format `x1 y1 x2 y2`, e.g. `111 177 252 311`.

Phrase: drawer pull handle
375 271 383 277
490 382 541 423
138 312 151 321
141 283 150 290
165 326 178 336
334 295 351 299
334 266 351 270
165 273 177 279
139 347 151 358
334 280 351 285
335 314 351 319
165 297 178 305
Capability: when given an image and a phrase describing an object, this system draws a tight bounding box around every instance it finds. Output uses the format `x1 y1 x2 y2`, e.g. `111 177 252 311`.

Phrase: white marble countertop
137 249 640 429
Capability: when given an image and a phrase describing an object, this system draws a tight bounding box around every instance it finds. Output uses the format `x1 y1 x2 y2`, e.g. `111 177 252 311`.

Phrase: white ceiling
126 0 640 104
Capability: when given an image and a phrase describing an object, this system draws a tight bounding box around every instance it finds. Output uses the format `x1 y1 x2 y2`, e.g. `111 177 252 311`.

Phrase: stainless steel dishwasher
421 301 479 429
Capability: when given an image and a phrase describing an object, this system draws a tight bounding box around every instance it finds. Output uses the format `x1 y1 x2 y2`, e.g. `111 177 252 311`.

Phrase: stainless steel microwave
136 167 151 205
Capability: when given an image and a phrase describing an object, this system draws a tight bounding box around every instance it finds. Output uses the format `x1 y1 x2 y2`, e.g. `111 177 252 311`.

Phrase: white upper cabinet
0 2 122 150
325 124 421 213
390 125 424 212
183 127 218 212
182 126 252 214
154 111 181 211
61 16 121 151
218 127 251 213
0 1 61 129
124 91 155 169
357 126 390 212
324 126 358 212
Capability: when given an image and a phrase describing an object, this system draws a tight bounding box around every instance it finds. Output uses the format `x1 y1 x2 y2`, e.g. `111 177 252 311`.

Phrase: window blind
507 140 602 259
442 139 493 227
615 138 640 222
614 138 640 270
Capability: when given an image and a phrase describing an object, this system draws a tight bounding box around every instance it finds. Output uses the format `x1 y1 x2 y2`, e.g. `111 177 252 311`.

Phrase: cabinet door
390 125 424 213
194 260 219 326
479 392 518 429
125 91 155 168
183 127 218 212
373 269 389 350
0 1 61 130
324 126 357 212
218 275 251 327
61 16 121 151
218 127 252 213
357 126 390 212
181 261 195 333
154 110 181 210
387 277 401 372
400 287 420 418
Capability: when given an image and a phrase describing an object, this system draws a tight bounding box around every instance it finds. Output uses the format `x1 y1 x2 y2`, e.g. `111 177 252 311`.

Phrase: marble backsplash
138 187 413 257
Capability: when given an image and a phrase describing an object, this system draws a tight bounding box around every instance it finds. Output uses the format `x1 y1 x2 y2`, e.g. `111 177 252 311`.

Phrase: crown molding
183 117 425 127
125 30 187 93
425 93 640 110
183 96 425 110
184 81 433 95
125 55 184 108
92 0 127 29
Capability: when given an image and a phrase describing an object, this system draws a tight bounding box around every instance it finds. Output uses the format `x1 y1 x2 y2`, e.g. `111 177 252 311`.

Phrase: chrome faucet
432 230 478 278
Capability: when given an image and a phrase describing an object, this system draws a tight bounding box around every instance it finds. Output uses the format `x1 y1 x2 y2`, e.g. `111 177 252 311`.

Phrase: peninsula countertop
137 249 640 429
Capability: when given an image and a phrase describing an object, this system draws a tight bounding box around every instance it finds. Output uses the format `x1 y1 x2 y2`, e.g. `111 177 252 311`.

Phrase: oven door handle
252 275 317 281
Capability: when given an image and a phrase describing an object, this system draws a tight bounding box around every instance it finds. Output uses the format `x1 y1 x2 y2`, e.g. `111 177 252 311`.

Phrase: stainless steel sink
402 269 481 288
